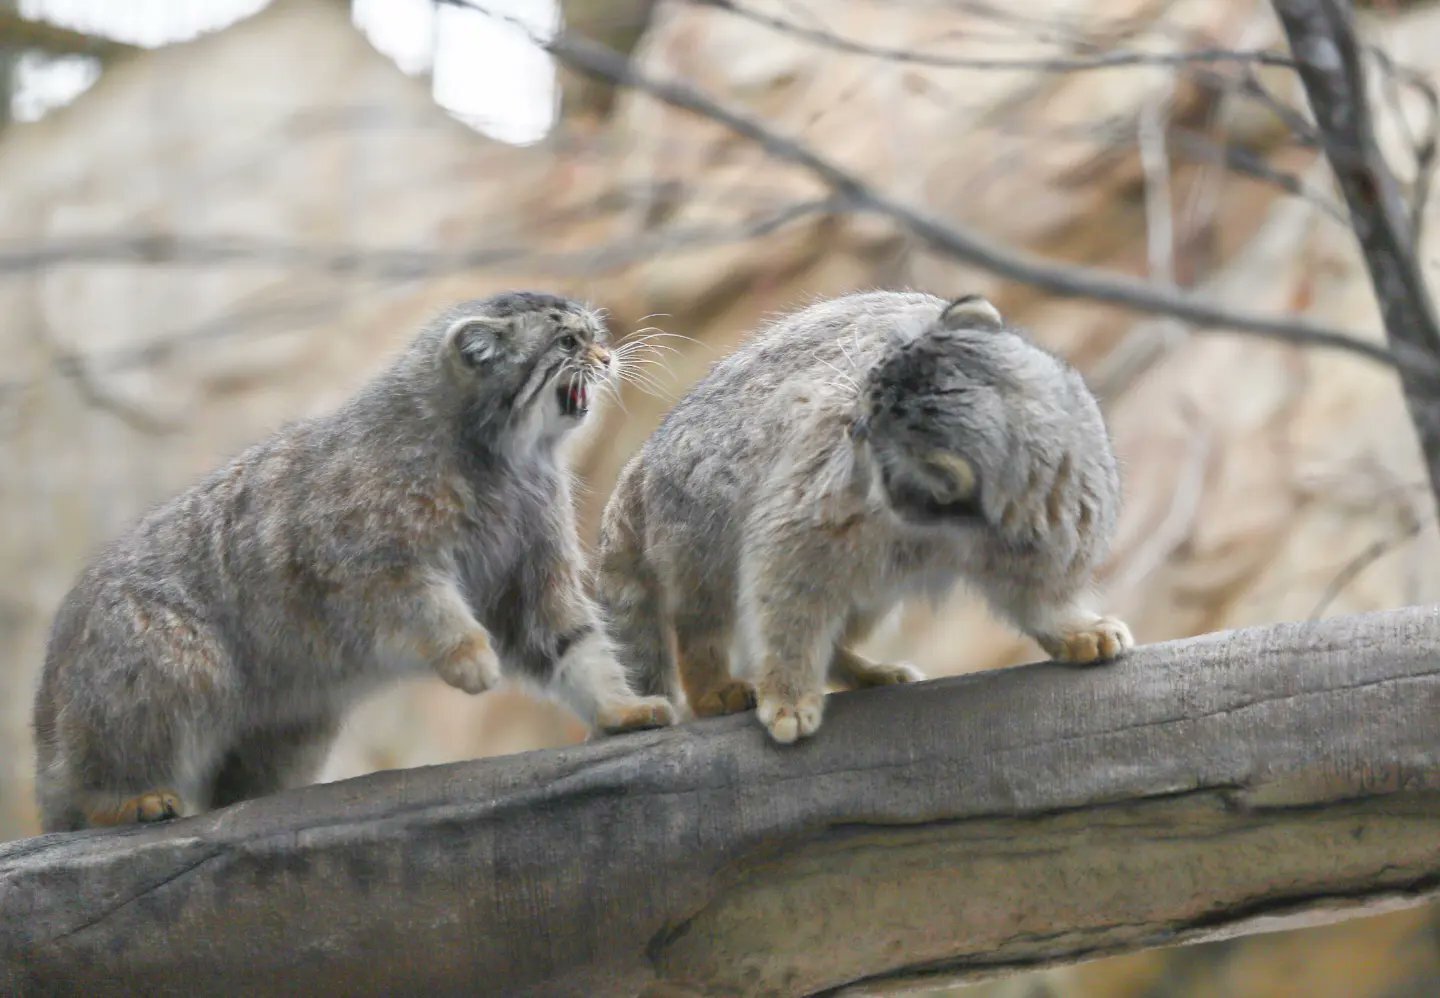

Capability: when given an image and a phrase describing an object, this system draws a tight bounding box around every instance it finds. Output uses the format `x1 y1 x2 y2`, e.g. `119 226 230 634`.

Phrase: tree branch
3 606 1439 994
440 2 1426 378
1273 0 1440 515
693 0 1298 73
0 10 137 58
0 196 832 402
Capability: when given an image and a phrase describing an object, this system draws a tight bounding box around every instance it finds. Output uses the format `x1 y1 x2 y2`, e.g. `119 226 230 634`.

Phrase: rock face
2 0 1439 992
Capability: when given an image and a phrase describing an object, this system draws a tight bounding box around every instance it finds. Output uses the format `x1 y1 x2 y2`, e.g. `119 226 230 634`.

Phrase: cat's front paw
1040 616 1133 664
596 696 677 734
434 632 502 694
756 691 824 744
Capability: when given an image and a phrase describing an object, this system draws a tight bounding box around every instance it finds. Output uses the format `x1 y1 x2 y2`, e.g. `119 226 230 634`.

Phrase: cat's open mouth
557 380 589 418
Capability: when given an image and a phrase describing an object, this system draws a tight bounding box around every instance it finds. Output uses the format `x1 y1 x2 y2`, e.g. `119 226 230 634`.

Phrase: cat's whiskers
610 346 677 402
614 345 679 368
618 368 672 398
616 367 675 402
621 326 710 354
615 338 681 360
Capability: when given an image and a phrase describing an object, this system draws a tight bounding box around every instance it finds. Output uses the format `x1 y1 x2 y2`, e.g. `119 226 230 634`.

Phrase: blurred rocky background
3 0 1439 994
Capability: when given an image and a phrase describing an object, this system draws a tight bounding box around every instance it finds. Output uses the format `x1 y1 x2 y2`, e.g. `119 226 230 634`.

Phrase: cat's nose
588 344 612 367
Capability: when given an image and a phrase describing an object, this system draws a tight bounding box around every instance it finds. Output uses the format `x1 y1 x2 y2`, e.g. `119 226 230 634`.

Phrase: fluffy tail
596 460 675 701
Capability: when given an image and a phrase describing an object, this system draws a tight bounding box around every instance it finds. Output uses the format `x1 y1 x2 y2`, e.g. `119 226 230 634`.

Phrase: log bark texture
3 606 1440 996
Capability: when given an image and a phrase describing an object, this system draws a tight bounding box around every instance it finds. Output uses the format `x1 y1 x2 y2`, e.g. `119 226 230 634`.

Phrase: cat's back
643 290 942 463
44 414 336 641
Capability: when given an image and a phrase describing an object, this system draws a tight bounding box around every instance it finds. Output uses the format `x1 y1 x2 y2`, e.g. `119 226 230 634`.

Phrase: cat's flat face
443 291 614 434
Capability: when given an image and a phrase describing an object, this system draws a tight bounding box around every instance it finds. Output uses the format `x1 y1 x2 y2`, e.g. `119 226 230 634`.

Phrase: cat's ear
445 317 510 368
940 294 1003 331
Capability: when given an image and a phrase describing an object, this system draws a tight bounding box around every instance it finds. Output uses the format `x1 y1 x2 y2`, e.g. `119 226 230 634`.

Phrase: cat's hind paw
87 789 184 827
847 659 925 687
691 679 757 717
596 696 677 734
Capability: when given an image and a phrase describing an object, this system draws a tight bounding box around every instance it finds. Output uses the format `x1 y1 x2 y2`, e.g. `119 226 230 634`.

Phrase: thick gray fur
598 290 1133 744
34 291 674 832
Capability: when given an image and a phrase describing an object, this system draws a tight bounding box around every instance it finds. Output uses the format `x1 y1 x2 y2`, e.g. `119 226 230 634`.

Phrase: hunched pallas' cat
34 291 674 832
598 291 1132 743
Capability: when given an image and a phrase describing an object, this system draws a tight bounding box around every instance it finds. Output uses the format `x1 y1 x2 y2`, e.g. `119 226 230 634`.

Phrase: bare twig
1089 83 1192 399
690 0 1297 73
1234 65 1324 147
0 199 836 392
51 353 177 434
0 198 833 279
0 10 137 58
1273 0 1440 512
1139 88 1178 288
1308 520 1424 620
1107 401 1215 593
1168 129 1347 222
446 4 1423 376
1369 45 1440 245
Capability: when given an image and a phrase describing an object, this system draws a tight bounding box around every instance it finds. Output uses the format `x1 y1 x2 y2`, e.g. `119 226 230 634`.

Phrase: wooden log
3 606 1439 996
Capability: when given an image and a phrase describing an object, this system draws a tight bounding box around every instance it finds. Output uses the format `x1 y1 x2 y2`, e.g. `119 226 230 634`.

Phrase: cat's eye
559 334 580 351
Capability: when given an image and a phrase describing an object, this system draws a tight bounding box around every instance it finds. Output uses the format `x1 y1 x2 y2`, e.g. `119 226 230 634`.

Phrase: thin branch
1234 65 1324 148
443 2 1423 376
1273 0 1440 511
51 353 176 435
690 0 1297 73
1369 45 1440 245
0 199 836 391
1168 129 1347 222
0 198 832 279
1308 520 1424 621
0 10 137 58
1139 89 1178 288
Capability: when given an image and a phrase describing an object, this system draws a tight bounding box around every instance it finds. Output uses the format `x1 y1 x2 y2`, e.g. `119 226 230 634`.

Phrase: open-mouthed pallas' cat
35 291 675 831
